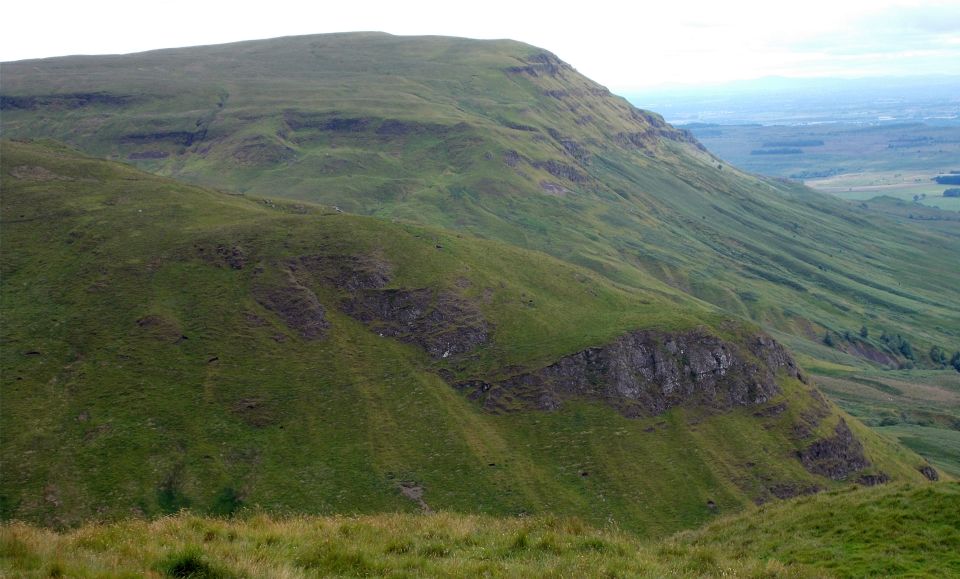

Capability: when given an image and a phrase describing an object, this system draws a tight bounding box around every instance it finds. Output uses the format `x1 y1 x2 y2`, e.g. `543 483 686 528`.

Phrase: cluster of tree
880 331 914 360
944 188 960 198
930 346 960 373
789 167 845 180
934 174 960 185
930 346 948 366
823 326 957 372
762 139 824 147
751 147 802 155
823 326 868 347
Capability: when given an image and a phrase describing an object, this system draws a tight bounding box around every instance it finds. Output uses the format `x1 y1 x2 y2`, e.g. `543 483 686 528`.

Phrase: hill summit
3 33 957 367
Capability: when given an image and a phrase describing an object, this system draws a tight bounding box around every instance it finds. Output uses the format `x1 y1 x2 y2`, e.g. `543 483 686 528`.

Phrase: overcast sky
2 0 958 90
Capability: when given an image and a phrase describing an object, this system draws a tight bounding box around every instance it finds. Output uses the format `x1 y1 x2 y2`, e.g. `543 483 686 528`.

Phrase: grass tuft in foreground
3 483 957 578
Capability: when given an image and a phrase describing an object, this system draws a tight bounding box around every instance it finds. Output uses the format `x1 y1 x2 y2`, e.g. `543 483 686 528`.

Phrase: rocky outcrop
766 482 822 501
505 52 569 77
856 472 890 486
798 419 870 480
919 465 939 481
121 131 198 147
532 159 587 183
194 242 247 269
342 289 490 359
627 109 706 152
0 92 136 110
252 269 329 339
283 113 370 132
546 128 591 163
455 329 800 417
282 113 458 139
296 254 391 291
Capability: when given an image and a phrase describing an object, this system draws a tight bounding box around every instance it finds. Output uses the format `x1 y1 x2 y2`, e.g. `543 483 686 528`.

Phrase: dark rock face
767 483 821 500
503 150 522 167
546 128 591 163
455 329 799 417
342 289 489 359
283 113 370 132
505 52 569 77
627 109 707 152
252 269 329 339
799 419 870 480
0 92 136 110
532 159 587 183
195 243 247 269
857 472 891 486
216 245 246 270
753 402 788 418
296 254 391 291
919 465 940 481
375 119 451 137
791 389 831 441
121 131 198 147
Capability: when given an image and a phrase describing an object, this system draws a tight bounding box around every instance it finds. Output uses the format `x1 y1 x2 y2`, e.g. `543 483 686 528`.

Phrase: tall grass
4 483 957 578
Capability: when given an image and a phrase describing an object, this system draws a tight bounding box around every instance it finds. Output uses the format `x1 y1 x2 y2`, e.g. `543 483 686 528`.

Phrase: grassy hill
3 482 957 577
674 480 960 577
1 140 935 534
2 33 958 370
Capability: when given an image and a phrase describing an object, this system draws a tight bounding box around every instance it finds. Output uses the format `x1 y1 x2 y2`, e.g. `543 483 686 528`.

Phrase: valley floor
810 369 960 477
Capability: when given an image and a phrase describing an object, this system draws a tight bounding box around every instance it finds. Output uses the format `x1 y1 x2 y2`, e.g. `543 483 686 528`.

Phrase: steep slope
0 141 933 532
4 482 957 577
2 33 958 368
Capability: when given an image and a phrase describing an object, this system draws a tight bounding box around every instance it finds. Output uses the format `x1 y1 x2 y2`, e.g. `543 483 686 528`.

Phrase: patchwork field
812 370 960 476
683 122 960 211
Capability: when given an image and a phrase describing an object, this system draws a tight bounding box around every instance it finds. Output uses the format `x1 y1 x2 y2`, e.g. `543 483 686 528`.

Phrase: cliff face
455 329 801 417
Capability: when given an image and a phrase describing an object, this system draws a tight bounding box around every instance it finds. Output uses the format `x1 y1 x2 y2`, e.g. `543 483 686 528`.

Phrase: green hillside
0 140 934 534
2 33 958 369
3 482 957 577
673 481 960 577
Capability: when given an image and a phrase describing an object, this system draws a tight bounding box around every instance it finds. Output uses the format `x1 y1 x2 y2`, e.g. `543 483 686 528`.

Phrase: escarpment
251 267 329 340
798 419 871 481
342 288 490 359
454 329 801 417
243 252 491 359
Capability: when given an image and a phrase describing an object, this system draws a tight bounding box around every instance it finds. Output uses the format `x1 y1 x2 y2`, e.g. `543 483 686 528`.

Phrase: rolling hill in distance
1 32 957 574
3 33 957 371
625 75 960 126
626 75 960 214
